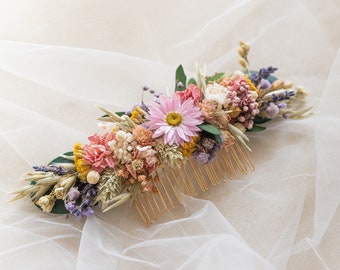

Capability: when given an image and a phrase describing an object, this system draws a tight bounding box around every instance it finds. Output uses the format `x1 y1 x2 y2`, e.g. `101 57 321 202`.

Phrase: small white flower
204 83 230 106
126 133 134 143
116 130 127 141
131 159 144 171
36 195 56 213
55 187 65 199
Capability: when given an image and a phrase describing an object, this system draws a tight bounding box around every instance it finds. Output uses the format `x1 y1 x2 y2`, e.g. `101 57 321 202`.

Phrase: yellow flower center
166 112 182 126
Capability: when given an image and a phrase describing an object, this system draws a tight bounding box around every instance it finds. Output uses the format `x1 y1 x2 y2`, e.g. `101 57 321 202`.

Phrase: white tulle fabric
0 0 339 269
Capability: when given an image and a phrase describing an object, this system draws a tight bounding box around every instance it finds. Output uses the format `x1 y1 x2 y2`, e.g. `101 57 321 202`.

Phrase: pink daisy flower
145 94 203 146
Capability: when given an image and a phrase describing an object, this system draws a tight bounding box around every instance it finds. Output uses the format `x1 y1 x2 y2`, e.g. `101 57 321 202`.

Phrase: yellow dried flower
130 106 146 124
181 136 199 158
244 76 258 93
74 143 91 181
228 106 242 118
131 111 141 122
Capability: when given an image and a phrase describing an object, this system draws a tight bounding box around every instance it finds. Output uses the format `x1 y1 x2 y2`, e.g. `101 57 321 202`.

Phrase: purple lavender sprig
33 165 71 175
250 66 278 85
65 183 96 219
271 90 295 102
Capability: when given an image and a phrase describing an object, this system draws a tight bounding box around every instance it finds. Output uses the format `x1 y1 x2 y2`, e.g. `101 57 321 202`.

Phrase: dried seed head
238 58 248 69
95 168 125 210
237 47 245 58
283 81 293 89
239 41 250 53
270 79 284 90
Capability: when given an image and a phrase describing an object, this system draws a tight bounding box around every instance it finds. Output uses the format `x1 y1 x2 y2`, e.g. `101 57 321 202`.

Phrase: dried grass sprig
281 106 314 119
269 79 294 91
196 64 206 91
238 41 250 72
228 123 251 152
10 172 61 202
94 168 125 211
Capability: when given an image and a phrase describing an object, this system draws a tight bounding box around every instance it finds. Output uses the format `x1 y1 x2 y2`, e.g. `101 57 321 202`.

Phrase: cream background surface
0 0 339 269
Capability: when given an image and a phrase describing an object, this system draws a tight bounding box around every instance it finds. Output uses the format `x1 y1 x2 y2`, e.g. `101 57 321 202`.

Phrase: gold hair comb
133 141 254 225
11 41 311 226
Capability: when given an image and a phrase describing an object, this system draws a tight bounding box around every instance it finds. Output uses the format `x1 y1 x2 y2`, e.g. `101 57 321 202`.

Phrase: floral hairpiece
11 41 311 225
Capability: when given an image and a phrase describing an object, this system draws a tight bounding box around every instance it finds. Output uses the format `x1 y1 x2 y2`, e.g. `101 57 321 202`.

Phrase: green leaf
212 134 223 143
253 116 271 124
187 78 197 85
175 65 187 91
206 72 224 83
101 111 125 118
115 111 125 117
198 123 221 135
200 131 222 143
247 125 266 132
51 200 69 214
49 151 74 164
267 75 278 84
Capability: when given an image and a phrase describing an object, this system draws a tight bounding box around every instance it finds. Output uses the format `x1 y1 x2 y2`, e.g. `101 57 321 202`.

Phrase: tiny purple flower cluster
266 102 280 118
65 183 96 218
192 137 222 164
142 85 163 104
260 90 295 119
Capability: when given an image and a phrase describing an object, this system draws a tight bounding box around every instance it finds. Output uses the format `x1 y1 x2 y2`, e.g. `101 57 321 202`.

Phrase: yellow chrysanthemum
181 136 199 158
74 143 91 181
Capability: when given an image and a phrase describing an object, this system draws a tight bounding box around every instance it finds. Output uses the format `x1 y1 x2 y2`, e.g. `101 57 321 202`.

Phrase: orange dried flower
132 125 155 146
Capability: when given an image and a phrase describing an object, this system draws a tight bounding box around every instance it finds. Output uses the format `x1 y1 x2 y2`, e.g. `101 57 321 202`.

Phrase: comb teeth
134 141 254 226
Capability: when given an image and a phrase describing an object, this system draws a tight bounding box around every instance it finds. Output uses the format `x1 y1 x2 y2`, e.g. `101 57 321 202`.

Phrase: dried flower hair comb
11 41 312 225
